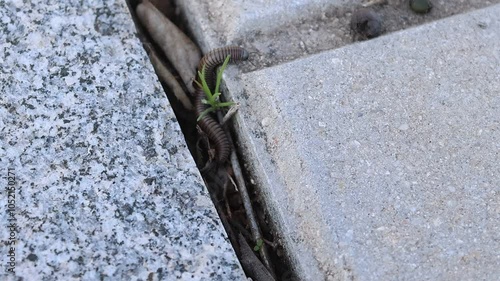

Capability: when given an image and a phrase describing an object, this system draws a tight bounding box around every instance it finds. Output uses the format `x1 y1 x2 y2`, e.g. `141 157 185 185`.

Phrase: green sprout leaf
196 107 216 121
197 67 213 99
214 55 231 96
253 239 264 252
212 92 222 102
218 101 235 107
196 54 236 122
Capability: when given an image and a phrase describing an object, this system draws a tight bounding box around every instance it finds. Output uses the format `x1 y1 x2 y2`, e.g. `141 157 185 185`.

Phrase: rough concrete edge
223 74 325 281
176 0 355 47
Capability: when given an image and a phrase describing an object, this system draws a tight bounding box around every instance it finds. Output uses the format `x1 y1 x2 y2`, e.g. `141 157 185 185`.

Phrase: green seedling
253 238 264 252
196 55 235 121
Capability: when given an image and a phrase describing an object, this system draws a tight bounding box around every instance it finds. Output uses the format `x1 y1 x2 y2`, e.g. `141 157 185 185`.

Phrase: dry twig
136 0 201 93
216 110 275 277
144 44 193 110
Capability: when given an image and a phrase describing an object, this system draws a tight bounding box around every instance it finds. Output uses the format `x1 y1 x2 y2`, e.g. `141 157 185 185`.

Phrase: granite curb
0 0 245 280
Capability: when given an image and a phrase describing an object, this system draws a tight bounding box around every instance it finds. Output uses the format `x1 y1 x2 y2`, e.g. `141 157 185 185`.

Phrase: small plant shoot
253 238 264 252
196 55 235 121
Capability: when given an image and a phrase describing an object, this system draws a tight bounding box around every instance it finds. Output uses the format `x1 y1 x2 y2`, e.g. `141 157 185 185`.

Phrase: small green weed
195 55 235 121
253 238 264 252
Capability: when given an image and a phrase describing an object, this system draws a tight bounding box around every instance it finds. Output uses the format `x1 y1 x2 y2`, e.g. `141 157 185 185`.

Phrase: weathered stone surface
178 0 500 71
225 5 500 280
0 0 245 280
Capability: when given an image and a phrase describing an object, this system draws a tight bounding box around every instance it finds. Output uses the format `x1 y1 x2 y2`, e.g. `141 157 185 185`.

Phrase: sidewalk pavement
0 0 245 280
180 1 500 280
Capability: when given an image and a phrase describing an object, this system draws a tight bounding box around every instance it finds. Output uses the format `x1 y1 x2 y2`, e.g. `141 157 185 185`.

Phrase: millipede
194 46 249 164
194 88 231 163
197 46 249 92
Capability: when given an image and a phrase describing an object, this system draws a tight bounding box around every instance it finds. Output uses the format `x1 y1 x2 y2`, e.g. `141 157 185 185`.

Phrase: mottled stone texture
0 0 244 280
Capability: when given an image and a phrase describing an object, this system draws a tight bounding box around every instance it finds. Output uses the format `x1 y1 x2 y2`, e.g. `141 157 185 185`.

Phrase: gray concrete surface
179 0 500 71
226 4 500 281
0 0 245 280
228 5 500 280
179 0 344 48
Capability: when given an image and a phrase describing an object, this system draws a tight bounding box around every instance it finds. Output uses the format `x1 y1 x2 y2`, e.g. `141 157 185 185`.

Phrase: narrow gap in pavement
125 1 295 280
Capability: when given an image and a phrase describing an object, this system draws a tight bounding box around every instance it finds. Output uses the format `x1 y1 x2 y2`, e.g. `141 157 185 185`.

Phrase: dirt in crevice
234 0 500 73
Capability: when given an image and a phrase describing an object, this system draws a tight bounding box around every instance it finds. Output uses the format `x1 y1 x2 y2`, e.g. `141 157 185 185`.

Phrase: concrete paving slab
179 0 500 71
226 4 500 280
0 0 245 280
178 0 344 48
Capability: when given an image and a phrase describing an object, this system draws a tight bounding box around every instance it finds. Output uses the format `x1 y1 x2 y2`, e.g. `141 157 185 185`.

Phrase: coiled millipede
194 46 249 164
197 46 249 92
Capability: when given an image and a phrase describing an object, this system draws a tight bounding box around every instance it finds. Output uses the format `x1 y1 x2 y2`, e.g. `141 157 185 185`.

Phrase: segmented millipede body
194 46 249 163
194 88 231 163
197 46 249 92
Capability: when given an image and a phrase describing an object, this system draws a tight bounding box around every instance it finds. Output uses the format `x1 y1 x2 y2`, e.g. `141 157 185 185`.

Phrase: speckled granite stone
0 0 245 280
